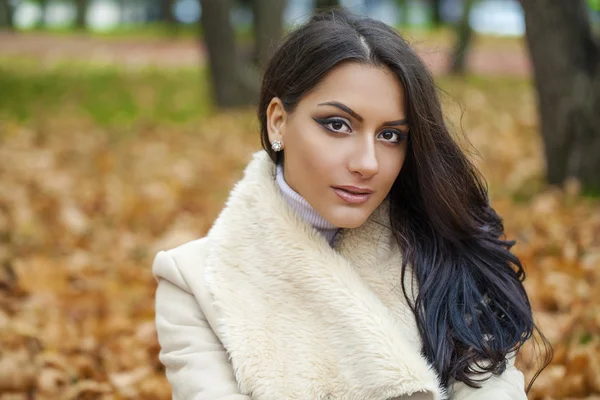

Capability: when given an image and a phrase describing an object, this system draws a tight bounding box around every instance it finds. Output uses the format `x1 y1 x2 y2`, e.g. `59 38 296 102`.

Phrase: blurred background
0 0 599 399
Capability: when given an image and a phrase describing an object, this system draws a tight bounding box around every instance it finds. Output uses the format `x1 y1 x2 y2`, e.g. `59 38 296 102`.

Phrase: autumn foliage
0 63 598 399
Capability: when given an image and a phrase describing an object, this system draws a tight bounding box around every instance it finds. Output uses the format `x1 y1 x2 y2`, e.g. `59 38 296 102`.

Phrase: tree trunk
0 0 14 30
161 0 178 35
161 0 175 22
521 0 600 193
74 0 87 30
315 0 339 10
251 0 285 68
450 0 475 74
395 0 409 27
431 0 443 26
38 0 48 28
118 0 127 25
200 0 258 108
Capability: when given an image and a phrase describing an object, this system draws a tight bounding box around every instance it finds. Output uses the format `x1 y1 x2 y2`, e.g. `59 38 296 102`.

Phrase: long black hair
257 8 550 391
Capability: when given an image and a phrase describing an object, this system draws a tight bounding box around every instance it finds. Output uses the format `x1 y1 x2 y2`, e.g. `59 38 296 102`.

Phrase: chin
327 208 371 229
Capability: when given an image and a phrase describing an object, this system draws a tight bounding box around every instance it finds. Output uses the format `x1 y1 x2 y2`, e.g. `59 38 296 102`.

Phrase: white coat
153 150 528 400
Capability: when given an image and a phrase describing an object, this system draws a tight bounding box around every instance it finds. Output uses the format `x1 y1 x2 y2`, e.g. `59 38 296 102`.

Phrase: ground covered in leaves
0 60 598 399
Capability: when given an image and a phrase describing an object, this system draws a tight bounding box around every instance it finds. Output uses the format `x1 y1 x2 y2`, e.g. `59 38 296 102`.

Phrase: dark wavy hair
257 8 550 392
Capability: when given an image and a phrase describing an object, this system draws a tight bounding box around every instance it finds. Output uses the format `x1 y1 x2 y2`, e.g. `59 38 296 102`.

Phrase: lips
332 185 374 195
331 186 374 204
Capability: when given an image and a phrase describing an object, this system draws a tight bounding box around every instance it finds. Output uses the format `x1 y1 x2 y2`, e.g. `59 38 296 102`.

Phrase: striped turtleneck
275 163 340 246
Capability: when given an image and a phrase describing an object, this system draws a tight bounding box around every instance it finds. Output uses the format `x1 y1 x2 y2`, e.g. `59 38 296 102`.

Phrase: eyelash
314 117 408 143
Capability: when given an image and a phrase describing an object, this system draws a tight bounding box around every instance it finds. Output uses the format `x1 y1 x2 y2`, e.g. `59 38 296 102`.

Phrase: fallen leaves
0 71 598 399
0 107 257 398
495 188 600 399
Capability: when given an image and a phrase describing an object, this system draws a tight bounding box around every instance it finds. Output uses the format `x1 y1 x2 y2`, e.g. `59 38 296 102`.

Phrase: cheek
300 154 338 193
286 119 322 155
284 126 338 189
289 125 338 174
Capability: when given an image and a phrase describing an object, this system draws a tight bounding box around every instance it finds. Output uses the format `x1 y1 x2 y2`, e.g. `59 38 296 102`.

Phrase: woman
153 9 545 400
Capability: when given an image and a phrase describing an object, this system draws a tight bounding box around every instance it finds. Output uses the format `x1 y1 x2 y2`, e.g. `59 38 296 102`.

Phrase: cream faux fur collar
203 150 445 400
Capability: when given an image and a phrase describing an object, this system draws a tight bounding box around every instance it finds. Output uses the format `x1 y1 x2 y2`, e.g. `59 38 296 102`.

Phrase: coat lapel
203 150 445 400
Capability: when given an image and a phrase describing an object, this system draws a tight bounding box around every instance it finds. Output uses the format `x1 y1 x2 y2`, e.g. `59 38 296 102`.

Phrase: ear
266 97 287 146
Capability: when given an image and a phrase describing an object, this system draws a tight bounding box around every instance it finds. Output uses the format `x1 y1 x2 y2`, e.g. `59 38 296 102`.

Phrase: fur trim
204 150 446 400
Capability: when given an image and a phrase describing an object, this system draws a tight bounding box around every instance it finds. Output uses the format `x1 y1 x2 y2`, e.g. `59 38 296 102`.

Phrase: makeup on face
268 62 409 228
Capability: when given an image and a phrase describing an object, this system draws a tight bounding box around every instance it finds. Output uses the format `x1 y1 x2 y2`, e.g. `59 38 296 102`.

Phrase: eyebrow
317 101 408 127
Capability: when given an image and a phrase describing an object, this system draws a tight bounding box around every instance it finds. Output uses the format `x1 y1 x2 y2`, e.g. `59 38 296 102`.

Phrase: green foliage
580 332 593 345
0 59 212 128
582 186 600 198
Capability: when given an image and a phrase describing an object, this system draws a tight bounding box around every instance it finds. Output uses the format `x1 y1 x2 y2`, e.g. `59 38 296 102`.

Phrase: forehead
299 62 406 118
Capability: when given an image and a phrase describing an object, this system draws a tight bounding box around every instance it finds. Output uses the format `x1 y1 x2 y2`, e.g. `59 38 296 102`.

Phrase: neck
275 163 340 246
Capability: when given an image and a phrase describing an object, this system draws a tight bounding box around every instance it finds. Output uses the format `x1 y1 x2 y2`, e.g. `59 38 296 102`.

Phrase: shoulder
152 237 212 301
152 237 223 328
160 237 210 268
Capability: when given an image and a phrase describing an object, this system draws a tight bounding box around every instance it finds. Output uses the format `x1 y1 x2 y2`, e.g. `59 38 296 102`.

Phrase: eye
314 117 352 134
378 130 408 144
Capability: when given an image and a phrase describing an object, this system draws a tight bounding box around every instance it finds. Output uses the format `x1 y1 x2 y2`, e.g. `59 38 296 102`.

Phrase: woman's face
266 62 409 229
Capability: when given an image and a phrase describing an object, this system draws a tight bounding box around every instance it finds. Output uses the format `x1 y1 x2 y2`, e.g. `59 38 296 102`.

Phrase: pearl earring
271 140 283 152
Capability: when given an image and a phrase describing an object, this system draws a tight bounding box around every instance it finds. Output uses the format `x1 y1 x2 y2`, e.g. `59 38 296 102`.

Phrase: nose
348 140 379 178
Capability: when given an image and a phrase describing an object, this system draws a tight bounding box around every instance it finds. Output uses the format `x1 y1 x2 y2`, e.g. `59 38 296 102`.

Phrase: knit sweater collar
275 163 340 245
